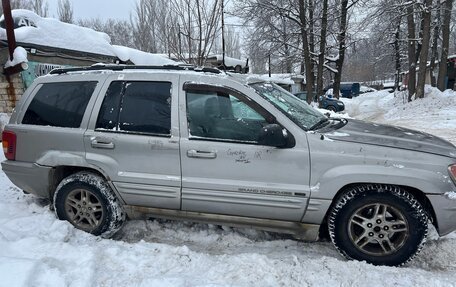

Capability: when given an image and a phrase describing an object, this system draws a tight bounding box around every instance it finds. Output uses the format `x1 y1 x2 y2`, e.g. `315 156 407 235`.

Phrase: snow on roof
246 74 295 85
0 10 177 66
209 54 248 68
0 10 115 56
112 46 176 66
5 46 27 68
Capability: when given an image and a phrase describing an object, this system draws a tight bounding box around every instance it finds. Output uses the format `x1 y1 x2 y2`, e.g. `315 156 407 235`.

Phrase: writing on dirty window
186 90 267 143
96 81 172 135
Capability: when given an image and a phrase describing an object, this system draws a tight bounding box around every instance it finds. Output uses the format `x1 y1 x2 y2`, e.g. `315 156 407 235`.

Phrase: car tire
54 171 125 238
327 106 337 112
328 184 428 266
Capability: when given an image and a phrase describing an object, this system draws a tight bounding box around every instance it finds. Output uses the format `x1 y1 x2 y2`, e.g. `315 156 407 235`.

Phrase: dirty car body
2 66 456 266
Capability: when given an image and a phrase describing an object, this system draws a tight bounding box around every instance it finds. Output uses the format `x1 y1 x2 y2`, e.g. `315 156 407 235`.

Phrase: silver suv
2 65 456 266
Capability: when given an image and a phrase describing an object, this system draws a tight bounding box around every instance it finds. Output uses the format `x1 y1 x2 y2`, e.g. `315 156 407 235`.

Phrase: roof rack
49 64 222 75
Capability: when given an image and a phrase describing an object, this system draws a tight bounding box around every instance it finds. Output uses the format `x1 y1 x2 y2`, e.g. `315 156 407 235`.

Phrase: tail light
449 164 456 185
2 130 16 160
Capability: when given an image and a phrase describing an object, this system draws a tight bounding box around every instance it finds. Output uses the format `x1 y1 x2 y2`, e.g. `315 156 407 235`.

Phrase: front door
84 74 181 209
179 83 310 221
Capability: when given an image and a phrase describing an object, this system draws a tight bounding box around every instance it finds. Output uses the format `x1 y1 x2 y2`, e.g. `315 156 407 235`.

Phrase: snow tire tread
328 184 428 266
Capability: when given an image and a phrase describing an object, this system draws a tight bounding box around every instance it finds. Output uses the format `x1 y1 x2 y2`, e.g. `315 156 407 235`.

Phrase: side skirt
124 205 320 241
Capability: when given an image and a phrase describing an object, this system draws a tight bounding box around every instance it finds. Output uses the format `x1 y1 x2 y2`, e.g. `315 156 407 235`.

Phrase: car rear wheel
327 105 337 112
54 172 125 238
328 184 428 266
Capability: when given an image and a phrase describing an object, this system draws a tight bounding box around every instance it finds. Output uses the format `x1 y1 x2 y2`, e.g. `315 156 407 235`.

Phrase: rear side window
22 81 97 128
96 81 172 136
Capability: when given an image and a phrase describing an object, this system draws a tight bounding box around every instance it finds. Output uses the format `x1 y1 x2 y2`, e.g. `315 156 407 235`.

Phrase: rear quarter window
22 81 97 128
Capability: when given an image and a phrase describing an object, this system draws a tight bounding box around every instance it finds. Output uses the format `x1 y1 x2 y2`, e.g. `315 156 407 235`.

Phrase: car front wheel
328 184 428 266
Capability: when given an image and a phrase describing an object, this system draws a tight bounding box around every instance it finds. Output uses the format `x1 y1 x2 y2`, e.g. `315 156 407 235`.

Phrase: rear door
84 73 181 209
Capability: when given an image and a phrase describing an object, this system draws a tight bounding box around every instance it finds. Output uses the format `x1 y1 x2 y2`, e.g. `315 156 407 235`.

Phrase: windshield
250 82 327 130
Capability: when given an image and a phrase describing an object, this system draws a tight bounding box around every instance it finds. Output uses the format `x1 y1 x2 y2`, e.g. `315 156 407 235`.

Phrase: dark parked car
294 91 345 112
324 82 361 98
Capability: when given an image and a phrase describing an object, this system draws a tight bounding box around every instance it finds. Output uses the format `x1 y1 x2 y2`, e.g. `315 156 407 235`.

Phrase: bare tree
79 18 135 47
57 0 73 23
316 0 328 96
31 0 48 17
169 0 222 65
429 1 441 87
415 0 433 99
224 26 241 58
131 0 156 52
234 1 300 74
9 0 32 10
406 3 417 100
332 0 350 99
0 0 32 15
393 16 402 90
298 0 313 102
437 0 454 91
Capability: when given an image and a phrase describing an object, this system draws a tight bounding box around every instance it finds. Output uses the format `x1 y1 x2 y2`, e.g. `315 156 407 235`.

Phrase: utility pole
3 0 27 76
2 0 17 62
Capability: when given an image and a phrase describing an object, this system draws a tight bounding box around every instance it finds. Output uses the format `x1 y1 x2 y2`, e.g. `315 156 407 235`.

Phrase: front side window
22 81 97 128
186 90 268 143
96 81 172 135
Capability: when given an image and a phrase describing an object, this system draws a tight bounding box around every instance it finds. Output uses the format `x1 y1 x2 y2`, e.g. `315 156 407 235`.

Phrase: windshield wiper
309 118 330 130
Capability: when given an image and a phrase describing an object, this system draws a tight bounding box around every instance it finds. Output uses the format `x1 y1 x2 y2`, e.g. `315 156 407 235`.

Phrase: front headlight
337 102 344 106
449 164 456 185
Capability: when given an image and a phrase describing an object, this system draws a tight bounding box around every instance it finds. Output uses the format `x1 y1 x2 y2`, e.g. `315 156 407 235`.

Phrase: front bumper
428 193 456 236
1 160 51 198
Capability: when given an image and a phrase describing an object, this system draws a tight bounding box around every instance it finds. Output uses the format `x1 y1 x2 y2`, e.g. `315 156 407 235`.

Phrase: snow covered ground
342 86 456 144
1 87 456 286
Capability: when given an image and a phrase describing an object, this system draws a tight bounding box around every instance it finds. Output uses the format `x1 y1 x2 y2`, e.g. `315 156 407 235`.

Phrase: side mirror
258 124 288 148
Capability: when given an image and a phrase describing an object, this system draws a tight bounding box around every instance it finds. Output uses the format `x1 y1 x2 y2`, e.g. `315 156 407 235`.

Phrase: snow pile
360 85 377 93
4 46 28 68
343 86 456 144
383 86 456 128
0 113 10 132
341 89 394 121
0 10 177 66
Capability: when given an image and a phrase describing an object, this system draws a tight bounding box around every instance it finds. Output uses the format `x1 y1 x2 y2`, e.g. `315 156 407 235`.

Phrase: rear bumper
1 160 51 199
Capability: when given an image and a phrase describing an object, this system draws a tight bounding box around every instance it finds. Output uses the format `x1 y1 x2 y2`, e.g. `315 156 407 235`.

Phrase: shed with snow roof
0 9 175 114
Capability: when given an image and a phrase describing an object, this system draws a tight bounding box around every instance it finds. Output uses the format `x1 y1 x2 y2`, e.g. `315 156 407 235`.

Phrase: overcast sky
46 0 137 20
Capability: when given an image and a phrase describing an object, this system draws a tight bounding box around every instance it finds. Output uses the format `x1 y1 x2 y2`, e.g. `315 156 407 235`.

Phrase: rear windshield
22 81 97 128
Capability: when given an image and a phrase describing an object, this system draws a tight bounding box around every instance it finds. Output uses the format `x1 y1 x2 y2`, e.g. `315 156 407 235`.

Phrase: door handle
91 138 115 149
187 149 217 159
